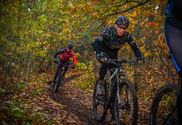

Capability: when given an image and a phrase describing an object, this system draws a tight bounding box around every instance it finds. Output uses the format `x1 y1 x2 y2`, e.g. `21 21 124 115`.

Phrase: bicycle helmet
115 16 130 28
67 43 73 50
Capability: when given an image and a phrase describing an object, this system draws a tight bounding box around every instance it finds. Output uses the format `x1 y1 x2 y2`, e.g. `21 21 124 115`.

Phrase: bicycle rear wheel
92 79 108 122
149 84 177 125
114 79 138 125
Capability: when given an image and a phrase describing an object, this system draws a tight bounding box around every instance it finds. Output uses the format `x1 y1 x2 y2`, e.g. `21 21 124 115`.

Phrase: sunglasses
117 24 127 29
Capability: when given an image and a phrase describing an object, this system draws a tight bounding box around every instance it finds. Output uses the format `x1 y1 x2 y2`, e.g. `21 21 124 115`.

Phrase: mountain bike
149 82 180 125
92 59 138 125
51 62 71 93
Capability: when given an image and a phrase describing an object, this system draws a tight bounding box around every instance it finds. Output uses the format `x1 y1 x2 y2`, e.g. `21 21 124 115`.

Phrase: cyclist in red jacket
52 43 77 85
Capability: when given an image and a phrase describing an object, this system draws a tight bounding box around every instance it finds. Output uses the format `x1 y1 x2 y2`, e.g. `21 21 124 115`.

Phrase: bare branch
108 0 151 16
101 0 128 15
99 0 151 27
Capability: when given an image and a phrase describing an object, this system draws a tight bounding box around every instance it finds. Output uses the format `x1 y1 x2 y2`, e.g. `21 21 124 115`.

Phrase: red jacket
59 48 77 65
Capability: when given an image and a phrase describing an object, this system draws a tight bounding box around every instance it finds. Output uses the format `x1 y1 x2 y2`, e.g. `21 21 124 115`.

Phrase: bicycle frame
52 61 73 93
106 68 119 83
106 67 120 106
92 58 138 124
59 61 73 75
105 60 129 108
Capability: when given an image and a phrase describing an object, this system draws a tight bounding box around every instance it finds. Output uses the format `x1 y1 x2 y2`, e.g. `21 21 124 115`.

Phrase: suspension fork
125 84 129 103
116 74 121 105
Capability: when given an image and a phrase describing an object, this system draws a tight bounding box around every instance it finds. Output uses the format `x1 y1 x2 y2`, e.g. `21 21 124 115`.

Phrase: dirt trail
0 72 150 125
46 73 149 125
46 74 114 125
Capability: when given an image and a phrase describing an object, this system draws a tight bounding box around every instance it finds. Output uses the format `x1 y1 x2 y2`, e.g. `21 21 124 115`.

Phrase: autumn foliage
1 0 179 124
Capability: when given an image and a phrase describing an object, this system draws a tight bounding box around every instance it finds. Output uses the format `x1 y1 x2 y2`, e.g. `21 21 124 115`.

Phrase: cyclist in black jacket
92 16 144 81
165 0 182 124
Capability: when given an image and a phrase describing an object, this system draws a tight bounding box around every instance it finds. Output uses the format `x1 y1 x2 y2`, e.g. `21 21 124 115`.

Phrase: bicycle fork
116 83 121 107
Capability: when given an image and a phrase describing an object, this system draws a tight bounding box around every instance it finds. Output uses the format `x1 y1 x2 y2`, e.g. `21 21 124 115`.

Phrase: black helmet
67 43 73 49
115 16 130 28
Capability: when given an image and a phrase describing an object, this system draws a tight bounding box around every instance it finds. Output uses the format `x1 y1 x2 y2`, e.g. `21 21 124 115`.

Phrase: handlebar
107 58 138 66
62 62 74 67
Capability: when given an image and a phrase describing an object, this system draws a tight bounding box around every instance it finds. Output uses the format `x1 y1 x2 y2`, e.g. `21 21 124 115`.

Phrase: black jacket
92 26 143 59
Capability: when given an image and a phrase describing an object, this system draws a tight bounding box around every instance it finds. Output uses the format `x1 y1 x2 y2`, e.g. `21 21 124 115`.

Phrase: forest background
0 0 179 124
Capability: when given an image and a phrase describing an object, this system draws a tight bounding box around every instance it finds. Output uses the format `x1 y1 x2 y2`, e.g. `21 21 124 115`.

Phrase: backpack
165 0 182 22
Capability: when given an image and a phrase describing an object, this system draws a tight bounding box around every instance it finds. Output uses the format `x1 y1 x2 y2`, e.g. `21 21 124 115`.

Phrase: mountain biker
51 43 77 86
165 0 182 124
92 16 144 83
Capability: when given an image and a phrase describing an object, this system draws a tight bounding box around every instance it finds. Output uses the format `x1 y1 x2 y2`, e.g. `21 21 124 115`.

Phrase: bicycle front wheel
114 79 138 125
92 79 108 122
149 84 177 125
53 69 62 93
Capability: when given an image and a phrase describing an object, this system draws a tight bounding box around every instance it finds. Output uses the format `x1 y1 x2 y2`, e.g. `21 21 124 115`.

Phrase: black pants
99 63 117 79
164 23 182 73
